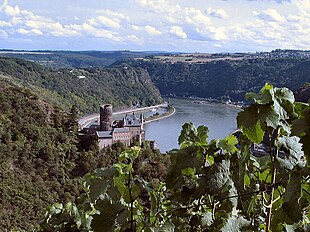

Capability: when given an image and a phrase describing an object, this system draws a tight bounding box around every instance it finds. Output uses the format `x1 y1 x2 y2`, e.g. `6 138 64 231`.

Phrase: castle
95 104 145 149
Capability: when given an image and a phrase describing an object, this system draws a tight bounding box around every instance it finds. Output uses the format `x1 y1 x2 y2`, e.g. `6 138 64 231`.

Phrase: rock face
295 84 310 103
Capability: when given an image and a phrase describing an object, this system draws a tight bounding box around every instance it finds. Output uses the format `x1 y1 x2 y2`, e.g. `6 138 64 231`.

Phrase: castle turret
100 104 112 131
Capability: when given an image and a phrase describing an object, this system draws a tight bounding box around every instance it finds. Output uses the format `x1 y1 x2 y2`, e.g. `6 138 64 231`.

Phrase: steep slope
295 82 310 103
0 57 163 114
120 58 310 101
0 81 82 230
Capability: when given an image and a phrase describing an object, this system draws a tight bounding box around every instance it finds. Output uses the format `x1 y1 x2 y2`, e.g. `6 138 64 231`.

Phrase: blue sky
0 0 309 52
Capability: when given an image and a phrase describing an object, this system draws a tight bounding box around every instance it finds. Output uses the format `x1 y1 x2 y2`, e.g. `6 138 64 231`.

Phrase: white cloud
90 16 121 29
206 8 229 19
17 28 43 35
132 25 162 35
255 8 286 22
184 7 212 27
1 0 310 52
95 9 128 21
0 20 12 27
1 0 20 16
136 0 181 14
144 25 162 35
127 34 143 44
170 25 187 39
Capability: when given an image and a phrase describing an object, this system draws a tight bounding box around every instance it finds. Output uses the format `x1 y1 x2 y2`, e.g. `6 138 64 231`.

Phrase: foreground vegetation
40 84 310 231
0 80 166 231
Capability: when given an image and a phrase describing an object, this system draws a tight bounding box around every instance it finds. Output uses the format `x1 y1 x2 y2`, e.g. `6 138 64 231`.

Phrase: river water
144 98 241 152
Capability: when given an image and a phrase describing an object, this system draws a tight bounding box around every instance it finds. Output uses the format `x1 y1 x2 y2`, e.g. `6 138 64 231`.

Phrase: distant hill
117 57 310 101
0 50 170 69
0 57 163 114
295 83 310 103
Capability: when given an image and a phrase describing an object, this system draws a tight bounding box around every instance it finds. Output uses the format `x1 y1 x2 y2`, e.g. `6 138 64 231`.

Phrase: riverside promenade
78 103 170 129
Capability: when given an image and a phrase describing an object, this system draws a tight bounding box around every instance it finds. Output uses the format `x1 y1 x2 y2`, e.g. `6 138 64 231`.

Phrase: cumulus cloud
206 8 229 19
127 34 143 44
1 0 20 16
170 25 187 39
89 16 121 29
17 28 43 35
184 7 212 26
0 20 11 27
255 8 286 22
136 0 181 14
1 0 310 52
132 25 162 35
95 9 128 20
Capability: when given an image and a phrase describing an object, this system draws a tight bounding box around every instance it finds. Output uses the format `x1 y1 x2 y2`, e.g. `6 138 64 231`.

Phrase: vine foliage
40 84 310 231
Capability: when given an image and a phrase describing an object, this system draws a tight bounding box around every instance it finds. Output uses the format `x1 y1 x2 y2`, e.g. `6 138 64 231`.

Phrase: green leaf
153 221 175 232
220 214 250 232
178 122 196 145
90 178 109 202
92 199 125 232
197 125 209 145
245 83 273 104
292 102 310 165
276 136 305 170
218 134 238 153
237 105 264 143
119 146 140 162
283 172 302 223
181 167 196 177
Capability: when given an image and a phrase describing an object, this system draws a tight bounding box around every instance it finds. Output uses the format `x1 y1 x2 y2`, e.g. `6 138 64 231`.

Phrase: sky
0 0 310 52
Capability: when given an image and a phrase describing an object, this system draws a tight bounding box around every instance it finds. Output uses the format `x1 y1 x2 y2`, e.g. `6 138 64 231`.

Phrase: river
144 98 241 152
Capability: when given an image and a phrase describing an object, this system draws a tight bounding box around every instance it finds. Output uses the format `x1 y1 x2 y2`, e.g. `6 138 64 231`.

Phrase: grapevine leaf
204 160 231 196
153 221 175 231
245 83 273 104
220 214 250 232
178 122 196 145
119 147 140 162
90 178 109 202
276 136 305 170
218 134 238 153
181 167 196 177
197 125 209 145
237 105 264 143
283 172 302 223
166 147 204 190
292 102 310 165
92 199 125 232
114 176 127 197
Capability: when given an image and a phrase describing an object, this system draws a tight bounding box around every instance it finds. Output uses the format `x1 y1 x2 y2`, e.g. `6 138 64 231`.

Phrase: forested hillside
0 81 83 230
0 57 163 114
0 80 168 230
120 58 310 101
0 50 168 69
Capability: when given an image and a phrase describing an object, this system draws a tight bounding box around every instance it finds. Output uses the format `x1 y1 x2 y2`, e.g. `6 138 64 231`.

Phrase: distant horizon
1 48 309 54
1 1 310 52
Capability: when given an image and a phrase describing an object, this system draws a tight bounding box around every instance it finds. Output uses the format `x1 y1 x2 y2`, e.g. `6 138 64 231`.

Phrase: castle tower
100 104 112 131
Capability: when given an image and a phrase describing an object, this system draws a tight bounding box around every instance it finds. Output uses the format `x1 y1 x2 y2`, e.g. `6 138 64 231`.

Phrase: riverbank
166 96 243 111
144 106 176 124
78 103 170 129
